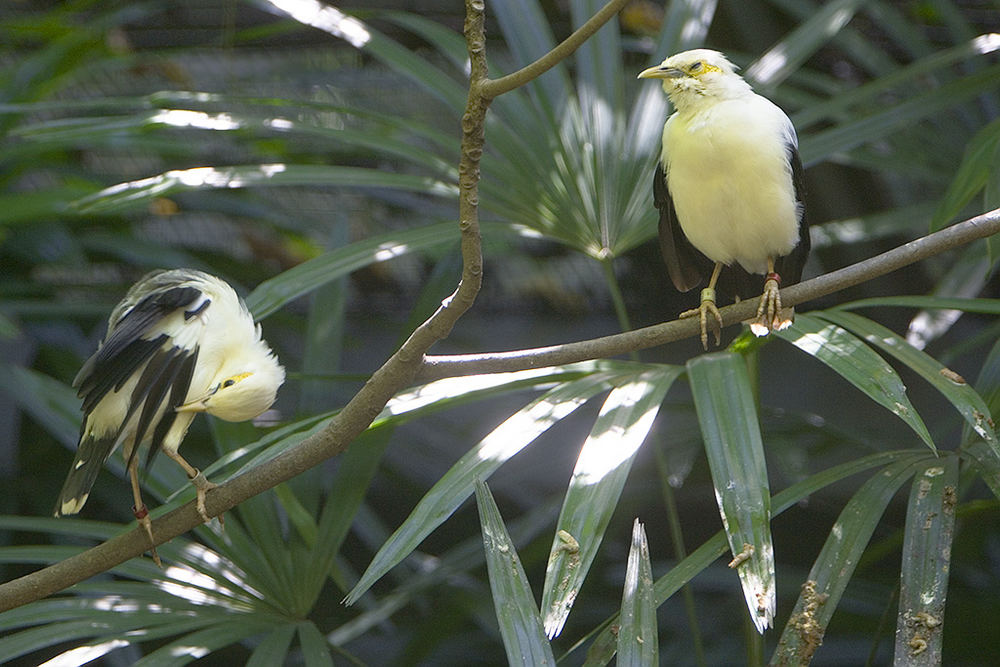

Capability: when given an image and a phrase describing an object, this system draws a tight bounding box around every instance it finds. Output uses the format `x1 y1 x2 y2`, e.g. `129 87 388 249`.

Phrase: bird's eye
689 61 703 72
220 372 252 389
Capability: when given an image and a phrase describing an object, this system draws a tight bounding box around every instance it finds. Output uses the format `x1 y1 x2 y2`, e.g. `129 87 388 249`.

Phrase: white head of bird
176 338 284 421
637 49 752 111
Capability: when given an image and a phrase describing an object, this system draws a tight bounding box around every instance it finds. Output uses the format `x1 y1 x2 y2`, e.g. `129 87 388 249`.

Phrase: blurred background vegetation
1 0 999 664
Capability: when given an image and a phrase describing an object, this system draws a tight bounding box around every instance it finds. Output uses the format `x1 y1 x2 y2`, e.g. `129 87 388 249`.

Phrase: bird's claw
133 504 162 567
680 287 723 349
189 469 219 526
750 275 792 336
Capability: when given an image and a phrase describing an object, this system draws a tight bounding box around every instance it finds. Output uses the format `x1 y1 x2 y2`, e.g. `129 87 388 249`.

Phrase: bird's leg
163 449 218 525
680 262 724 349
750 259 793 336
128 455 161 567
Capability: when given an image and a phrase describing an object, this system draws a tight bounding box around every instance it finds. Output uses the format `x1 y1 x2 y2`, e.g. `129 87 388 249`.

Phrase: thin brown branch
480 0 630 98
416 207 1000 382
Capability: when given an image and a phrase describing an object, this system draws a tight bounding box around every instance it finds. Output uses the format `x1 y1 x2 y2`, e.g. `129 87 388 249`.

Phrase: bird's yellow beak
175 399 209 413
637 64 684 80
176 385 220 412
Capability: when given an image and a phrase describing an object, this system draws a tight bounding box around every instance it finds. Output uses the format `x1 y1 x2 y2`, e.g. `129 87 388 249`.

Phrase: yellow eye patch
689 61 722 76
221 372 253 388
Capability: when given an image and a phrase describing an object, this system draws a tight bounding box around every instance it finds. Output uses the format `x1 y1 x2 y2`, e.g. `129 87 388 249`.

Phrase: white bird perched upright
638 49 809 348
55 268 284 564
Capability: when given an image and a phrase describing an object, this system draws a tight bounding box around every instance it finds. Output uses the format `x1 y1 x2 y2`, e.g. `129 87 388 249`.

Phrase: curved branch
480 0 630 98
416 207 1000 382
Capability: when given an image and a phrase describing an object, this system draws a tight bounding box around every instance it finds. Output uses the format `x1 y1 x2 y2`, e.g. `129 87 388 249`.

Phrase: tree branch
416 207 1000 382
480 0 630 98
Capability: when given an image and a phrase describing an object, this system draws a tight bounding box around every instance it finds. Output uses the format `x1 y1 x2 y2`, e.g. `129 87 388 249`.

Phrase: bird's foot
750 273 793 337
189 469 220 526
680 287 723 349
133 504 162 567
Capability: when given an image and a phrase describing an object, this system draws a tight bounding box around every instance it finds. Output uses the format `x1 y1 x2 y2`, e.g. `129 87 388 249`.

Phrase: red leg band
766 272 781 284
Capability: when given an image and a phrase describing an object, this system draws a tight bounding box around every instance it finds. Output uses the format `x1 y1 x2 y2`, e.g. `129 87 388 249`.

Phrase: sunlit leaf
541 365 681 637
687 352 774 634
265 1 468 110
903 243 993 349
246 221 464 318
776 313 934 450
617 519 657 666
894 458 958 665
475 478 556 666
746 0 864 89
71 164 458 215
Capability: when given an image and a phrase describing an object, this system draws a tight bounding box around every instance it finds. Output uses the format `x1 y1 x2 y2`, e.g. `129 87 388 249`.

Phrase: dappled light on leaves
373 241 410 262
83 164 289 209
151 109 241 130
479 394 591 463
41 640 130 667
573 379 658 486
265 0 371 47
150 109 296 133
973 32 1000 54
168 644 210 660
155 543 262 610
381 367 565 419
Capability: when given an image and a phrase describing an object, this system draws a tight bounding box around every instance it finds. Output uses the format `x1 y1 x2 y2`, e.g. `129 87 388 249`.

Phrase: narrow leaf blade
71 164 458 215
617 519 658 667
475 479 556 666
541 366 681 637
894 458 958 665
687 352 774 633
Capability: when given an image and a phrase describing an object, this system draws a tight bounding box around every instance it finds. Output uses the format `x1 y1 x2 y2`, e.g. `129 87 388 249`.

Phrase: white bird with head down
55 268 284 564
638 49 809 348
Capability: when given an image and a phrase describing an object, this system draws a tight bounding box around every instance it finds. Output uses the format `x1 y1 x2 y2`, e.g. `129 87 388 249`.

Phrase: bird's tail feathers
53 436 118 517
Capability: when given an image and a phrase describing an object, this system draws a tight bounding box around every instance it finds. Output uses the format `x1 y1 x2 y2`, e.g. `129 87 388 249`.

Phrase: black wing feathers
126 345 196 468
146 347 198 467
653 162 705 292
75 285 201 414
774 146 810 285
